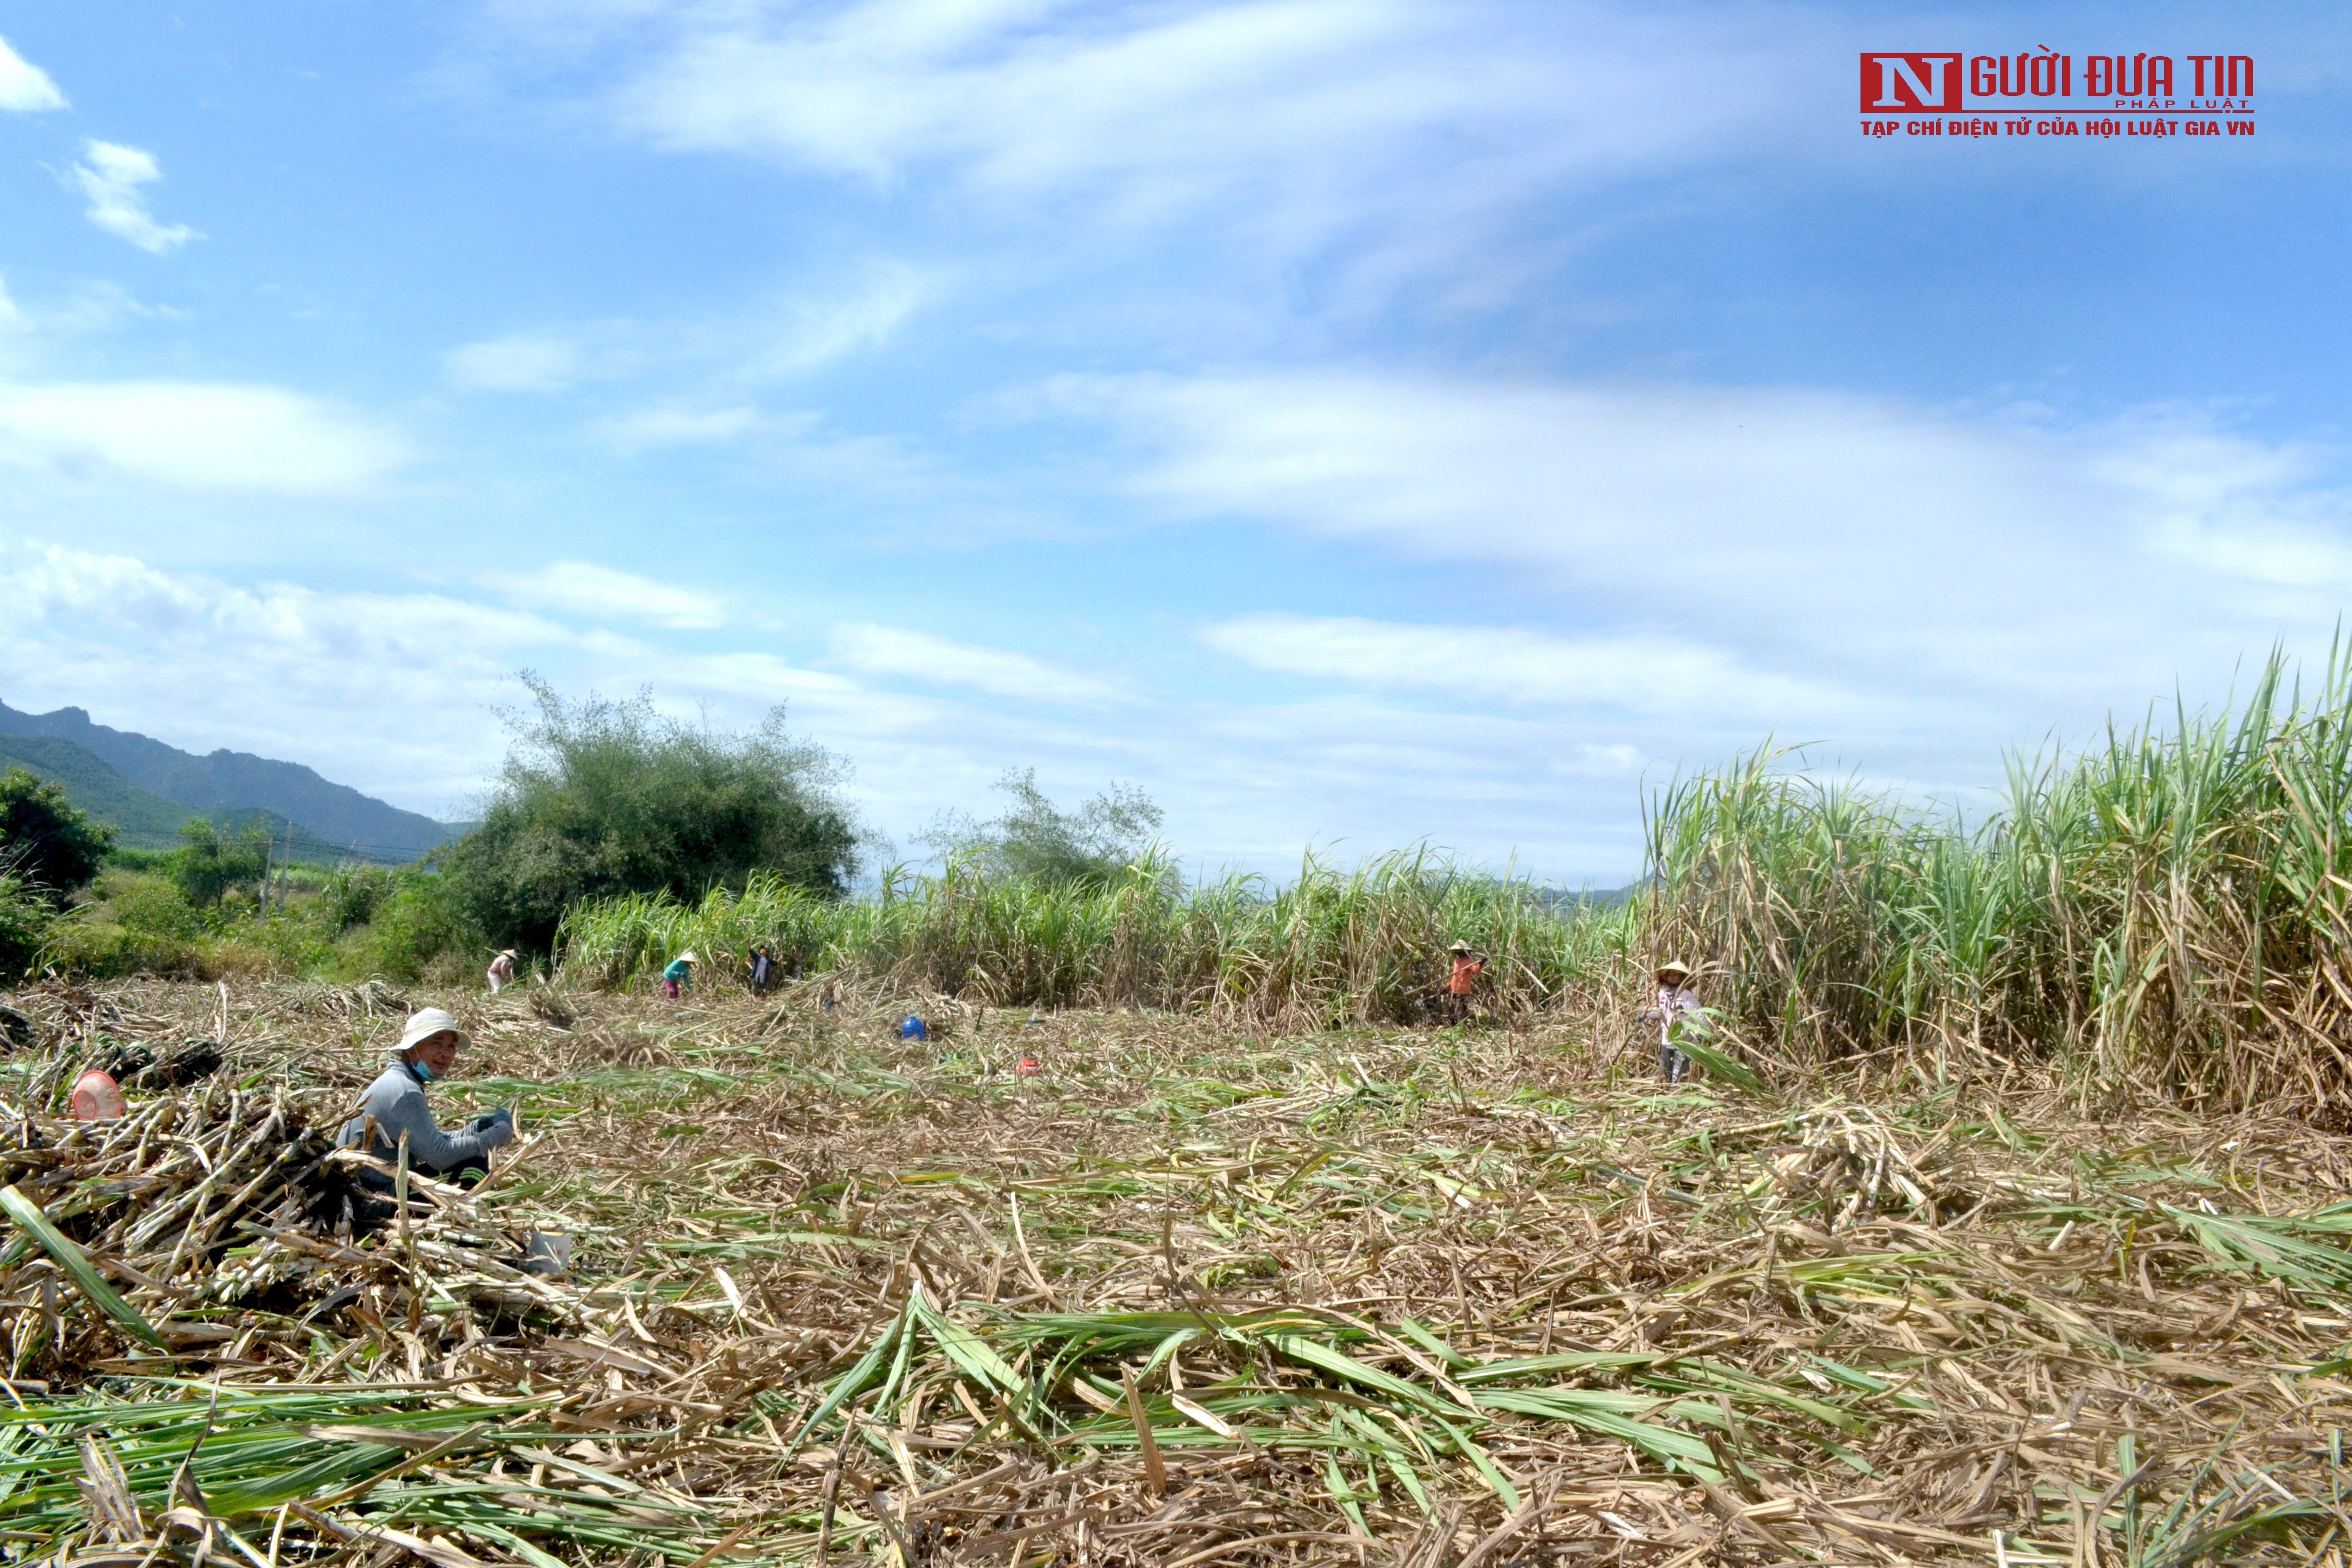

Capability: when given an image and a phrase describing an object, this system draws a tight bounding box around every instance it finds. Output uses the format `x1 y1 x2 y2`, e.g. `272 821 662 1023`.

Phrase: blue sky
2 3 2348 883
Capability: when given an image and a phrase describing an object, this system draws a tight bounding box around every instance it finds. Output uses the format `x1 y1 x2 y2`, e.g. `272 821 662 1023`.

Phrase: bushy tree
0 767 114 905
169 820 273 906
921 768 1164 887
443 677 860 951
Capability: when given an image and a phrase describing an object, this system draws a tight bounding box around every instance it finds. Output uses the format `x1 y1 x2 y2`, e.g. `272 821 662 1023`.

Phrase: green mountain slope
0 737 197 848
0 700 459 861
0 738 369 864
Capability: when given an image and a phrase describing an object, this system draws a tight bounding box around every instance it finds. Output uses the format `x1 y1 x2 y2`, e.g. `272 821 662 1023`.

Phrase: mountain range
0 700 461 862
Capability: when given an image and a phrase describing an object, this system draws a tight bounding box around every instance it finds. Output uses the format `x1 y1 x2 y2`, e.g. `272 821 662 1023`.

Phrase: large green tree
444 678 860 951
0 767 114 905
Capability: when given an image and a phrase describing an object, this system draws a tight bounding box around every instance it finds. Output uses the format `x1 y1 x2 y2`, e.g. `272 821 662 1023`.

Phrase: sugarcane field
1 10 2336 1568
7 955 2352 1568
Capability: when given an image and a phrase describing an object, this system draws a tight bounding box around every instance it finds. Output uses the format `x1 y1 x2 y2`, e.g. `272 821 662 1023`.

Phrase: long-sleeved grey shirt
337 1059 513 1174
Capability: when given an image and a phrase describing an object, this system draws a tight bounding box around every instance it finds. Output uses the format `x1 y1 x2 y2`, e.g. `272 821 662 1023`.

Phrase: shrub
37 917 204 981
170 820 273 907
105 870 208 942
442 677 859 953
921 769 1164 888
316 864 398 933
0 767 114 904
0 874 52 982
336 874 469 983
105 846 175 873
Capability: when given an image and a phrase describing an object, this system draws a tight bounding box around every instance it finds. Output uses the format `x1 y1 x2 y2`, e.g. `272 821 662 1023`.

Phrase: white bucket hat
397 1008 471 1054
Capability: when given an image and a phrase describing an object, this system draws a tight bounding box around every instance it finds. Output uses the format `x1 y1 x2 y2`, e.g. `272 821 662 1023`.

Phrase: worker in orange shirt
1443 939 1486 1025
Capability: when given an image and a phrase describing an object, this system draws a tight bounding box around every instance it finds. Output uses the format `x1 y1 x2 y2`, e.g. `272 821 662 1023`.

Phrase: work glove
472 1107 518 1148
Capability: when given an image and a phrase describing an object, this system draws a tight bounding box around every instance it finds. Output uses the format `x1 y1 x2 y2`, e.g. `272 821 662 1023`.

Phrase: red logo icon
1860 53 1963 111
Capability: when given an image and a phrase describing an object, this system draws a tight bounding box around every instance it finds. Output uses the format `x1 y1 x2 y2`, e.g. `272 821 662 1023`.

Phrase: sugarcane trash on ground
4 974 2352 1566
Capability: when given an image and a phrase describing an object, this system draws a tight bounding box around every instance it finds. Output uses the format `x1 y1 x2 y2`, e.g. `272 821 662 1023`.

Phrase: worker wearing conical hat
487 948 517 995
663 950 699 1000
1641 961 1703 1083
1443 939 1486 1026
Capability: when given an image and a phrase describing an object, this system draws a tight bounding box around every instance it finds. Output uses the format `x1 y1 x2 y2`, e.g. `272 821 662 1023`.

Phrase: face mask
410 1059 435 1081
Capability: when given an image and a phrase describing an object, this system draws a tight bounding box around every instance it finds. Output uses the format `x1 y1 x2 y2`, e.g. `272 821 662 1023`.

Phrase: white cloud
0 545 1117 848
599 404 761 451
0 544 572 812
472 0 1809 307
0 276 22 334
449 266 928 405
1200 615 1846 720
830 622 1127 704
71 142 200 254
444 333 582 391
499 560 727 630
0 380 407 494
580 1 1789 201
0 33 67 112
0 540 1666 878
1555 743 1643 779
1054 372 2352 713
752 264 927 376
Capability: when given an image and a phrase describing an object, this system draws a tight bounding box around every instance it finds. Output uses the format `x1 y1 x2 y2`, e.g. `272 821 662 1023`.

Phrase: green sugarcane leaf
1394 1317 1473 1369
1456 1351 1657 1384
1475 1387 1723 1479
1670 1034 1767 1093
0 1184 164 1349
1431 1417 1520 1510
1273 1335 1461 1415
1321 1427 1368 1534
445 1522 571 1568
911 1295 1057 1434
790 1301 906 1442
1138 1327 1199 1383
1339 1409 1432 1516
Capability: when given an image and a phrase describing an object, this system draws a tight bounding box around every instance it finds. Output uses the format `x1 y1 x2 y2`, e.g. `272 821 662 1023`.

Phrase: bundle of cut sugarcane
0 1076 590 1381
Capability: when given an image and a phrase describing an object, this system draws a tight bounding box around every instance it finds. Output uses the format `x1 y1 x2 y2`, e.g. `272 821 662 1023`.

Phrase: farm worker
748 942 778 996
337 1008 514 1188
487 949 517 995
1639 961 1704 1083
70 1067 128 1122
1443 940 1486 1025
663 951 698 999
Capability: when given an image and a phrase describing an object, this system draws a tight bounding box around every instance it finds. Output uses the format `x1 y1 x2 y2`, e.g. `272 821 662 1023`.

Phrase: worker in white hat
337 1007 514 1188
486 948 518 995
662 950 699 1000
